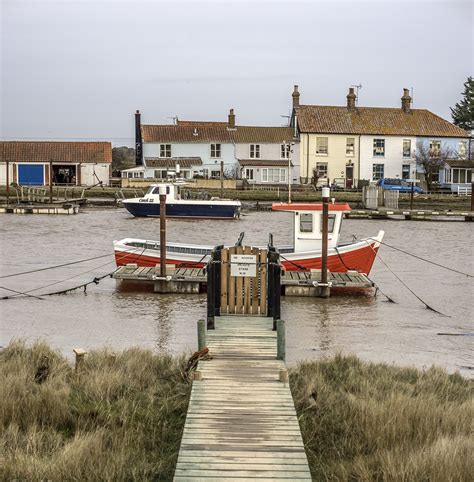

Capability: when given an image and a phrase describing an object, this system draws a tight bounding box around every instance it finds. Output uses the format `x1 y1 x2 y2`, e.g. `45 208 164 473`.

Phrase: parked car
376 178 423 193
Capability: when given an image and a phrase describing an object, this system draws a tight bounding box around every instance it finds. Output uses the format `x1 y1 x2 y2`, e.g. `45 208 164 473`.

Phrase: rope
279 253 307 271
365 237 474 278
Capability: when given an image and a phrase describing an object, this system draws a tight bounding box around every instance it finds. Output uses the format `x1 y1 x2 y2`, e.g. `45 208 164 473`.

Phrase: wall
299 133 359 185
359 135 417 181
121 178 237 189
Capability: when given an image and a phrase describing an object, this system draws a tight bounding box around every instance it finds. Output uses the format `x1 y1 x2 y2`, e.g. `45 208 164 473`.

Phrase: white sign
230 254 257 277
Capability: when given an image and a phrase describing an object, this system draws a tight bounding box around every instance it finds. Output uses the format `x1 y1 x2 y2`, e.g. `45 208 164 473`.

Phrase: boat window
319 214 336 233
152 187 160 194
166 186 171 194
146 187 154 194
299 213 313 232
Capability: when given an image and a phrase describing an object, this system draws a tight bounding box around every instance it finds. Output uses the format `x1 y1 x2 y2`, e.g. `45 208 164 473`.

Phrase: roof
445 159 474 168
0 141 112 163
295 105 469 138
142 124 295 144
239 159 293 167
144 157 202 168
272 202 351 212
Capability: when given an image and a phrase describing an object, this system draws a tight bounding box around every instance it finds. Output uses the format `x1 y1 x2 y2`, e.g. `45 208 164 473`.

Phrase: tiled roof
238 159 293 167
446 159 474 168
144 157 202 168
142 124 295 144
0 141 112 163
295 105 469 138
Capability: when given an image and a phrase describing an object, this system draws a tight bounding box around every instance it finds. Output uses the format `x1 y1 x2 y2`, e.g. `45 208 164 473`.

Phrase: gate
206 244 281 329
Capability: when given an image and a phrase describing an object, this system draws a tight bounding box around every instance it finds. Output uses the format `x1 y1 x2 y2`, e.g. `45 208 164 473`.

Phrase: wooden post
197 319 206 351
159 186 167 277
5 160 9 206
49 160 53 204
277 319 286 361
471 175 474 212
73 348 87 372
321 186 329 291
410 181 414 210
220 160 224 199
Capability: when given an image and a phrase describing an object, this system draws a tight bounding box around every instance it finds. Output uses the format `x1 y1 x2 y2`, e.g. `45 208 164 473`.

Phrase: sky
1 0 473 146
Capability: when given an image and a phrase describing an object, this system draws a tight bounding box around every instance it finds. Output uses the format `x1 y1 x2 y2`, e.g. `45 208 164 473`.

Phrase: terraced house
291 86 469 189
133 109 299 184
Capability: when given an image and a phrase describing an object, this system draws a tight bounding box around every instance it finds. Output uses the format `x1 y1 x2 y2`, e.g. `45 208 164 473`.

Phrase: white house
0 141 112 186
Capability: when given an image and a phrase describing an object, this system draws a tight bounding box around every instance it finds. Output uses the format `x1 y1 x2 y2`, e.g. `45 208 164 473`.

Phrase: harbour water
1 208 472 377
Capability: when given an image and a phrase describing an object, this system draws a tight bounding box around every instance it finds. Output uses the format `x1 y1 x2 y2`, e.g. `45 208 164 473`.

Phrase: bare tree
414 141 452 192
224 164 241 179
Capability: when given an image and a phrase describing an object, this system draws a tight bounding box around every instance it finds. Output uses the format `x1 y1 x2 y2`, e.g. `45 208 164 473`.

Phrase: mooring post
220 160 224 199
277 319 286 361
73 348 87 372
5 160 9 206
321 186 330 298
207 250 216 330
410 180 415 211
159 186 167 277
197 319 206 350
49 160 53 204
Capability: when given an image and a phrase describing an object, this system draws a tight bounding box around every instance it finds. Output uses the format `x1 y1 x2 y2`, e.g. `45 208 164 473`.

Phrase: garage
18 164 45 186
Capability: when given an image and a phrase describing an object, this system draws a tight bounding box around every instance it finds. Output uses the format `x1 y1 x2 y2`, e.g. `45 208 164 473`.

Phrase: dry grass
0 341 191 481
291 354 473 481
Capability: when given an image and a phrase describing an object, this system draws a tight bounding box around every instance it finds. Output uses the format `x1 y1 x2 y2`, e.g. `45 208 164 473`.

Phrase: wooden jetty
345 208 474 221
0 203 80 215
174 316 312 481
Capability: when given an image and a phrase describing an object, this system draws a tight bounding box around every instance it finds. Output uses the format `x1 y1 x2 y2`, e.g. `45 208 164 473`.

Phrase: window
429 140 441 156
299 213 313 232
316 137 328 155
458 141 467 159
319 214 336 233
346 138 355 156
281 144 290 159
452 168 472 184
154 169 168 179
402 164 410 180
373 139 385 157
211 170 221 178
262 168 287 183
315 162 328 178
245 168 254 180
160 144 171 157
372 163 384 180
250 144 260 158
403 139 411 158
210 143 221 158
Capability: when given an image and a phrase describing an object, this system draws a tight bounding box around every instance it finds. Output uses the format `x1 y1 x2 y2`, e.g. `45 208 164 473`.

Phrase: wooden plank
259 250 267 315
220 248 229 314
235 246 244 314
251 248 260 315
228 246 236 314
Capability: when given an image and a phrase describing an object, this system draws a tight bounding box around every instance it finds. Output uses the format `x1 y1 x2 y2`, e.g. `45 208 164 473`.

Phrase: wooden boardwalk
174 316 312 481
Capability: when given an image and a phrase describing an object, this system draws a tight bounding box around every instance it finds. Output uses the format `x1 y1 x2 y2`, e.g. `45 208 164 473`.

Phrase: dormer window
250 144 260 159
160 144 171 157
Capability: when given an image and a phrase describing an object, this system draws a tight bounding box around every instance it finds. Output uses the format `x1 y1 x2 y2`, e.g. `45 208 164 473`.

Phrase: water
1 208 473 377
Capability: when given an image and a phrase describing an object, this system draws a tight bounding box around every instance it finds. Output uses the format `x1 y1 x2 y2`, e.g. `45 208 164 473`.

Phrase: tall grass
291 355 473 481
0 341 191 481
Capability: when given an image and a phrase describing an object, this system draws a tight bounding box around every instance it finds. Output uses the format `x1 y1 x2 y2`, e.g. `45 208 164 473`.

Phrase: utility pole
49 160 53 204
286 142 292 203
220 160 224 199
321 186 330 297
6 160 9 206
159 185 167 277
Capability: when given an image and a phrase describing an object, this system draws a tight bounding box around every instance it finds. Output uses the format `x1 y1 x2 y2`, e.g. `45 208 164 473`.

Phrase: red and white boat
114 202 384 274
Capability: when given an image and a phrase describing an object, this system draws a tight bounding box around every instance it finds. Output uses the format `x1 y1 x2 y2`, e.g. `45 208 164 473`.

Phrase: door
18 164 44 186
345 164 354 188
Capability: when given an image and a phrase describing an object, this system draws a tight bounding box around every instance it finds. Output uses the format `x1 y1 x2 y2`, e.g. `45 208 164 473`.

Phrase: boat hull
114 232 383 275
122 200 240 219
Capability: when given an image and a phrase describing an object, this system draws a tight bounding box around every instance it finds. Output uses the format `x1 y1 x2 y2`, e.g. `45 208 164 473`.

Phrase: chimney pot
347 87 357 111
292 85 300 109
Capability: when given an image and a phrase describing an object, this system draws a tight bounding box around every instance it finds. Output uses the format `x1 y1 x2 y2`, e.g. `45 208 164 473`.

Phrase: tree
414 141 452 192
450 76 474 131
112 146 135 177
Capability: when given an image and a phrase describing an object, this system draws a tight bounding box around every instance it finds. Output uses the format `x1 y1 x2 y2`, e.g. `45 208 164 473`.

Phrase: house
291 86 469 188
135 110 300 185
0 141 112 186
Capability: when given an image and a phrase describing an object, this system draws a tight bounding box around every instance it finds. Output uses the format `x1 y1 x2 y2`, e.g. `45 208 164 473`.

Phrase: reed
290 354 473 481
0 341 191 481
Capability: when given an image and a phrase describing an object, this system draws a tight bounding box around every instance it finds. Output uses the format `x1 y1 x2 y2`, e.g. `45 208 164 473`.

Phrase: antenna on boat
235 232 245 246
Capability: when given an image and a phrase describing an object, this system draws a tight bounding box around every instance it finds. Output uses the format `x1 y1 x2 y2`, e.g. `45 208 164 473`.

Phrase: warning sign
230 254 257 277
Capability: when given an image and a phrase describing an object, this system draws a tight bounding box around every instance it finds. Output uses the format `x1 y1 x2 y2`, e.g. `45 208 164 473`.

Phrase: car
376 178 423 193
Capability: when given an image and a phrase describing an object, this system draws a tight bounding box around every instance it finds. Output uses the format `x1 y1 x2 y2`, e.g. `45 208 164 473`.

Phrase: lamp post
321 185 330 295
159 185 167 277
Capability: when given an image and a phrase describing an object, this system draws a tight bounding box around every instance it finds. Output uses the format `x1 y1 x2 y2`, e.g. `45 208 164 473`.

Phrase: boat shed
0 141 112 186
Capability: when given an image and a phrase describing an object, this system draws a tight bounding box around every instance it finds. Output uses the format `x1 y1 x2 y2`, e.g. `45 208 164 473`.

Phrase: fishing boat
122 183 241 219
114 201 383 274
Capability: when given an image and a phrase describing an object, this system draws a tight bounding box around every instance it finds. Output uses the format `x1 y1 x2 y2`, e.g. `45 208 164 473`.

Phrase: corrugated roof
0 141 112 163
144 157 202 168
239 159 293 167
142 124 295 144
295 105 469 138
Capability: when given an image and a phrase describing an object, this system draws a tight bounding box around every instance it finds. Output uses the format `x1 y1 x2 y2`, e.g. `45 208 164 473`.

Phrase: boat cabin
143 183 181 202
272 202 351 252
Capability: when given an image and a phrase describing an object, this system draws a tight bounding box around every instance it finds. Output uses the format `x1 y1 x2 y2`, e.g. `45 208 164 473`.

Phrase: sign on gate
230 254 257 277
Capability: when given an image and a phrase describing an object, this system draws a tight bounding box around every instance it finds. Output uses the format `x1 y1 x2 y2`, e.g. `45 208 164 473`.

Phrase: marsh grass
0 341 191 481
291 355 473 481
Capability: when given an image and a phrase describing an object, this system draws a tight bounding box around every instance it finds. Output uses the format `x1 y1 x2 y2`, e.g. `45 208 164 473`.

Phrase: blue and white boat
122 183 241 219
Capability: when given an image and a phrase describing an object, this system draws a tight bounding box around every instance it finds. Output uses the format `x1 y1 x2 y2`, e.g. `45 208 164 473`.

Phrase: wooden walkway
173 316 312 481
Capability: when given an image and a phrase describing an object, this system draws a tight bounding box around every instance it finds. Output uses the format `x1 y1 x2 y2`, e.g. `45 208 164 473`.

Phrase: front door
345 165 354 188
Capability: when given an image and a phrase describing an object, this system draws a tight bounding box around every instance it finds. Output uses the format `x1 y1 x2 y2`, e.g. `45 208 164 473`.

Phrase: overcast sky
1 0 472 146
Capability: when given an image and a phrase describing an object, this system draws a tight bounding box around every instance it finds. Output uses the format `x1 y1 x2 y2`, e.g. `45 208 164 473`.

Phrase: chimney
401 88 412 113
347 87 356 111
135 109 143 166
228 108 236 129
292 85 300 109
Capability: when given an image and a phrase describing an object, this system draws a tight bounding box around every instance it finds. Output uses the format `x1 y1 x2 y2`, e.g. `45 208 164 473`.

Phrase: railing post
197 319 206 350
267 250 274 321
277 319 286 361
207 255 215 330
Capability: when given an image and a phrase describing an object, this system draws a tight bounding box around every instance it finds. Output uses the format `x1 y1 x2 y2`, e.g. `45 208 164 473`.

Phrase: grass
0 341 191 481
290 354 473 481
1 343 472 481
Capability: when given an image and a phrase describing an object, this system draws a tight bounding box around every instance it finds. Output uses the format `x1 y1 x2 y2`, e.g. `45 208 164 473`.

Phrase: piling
73 348 87 372
159 186 167 277
6 160 9 206
277 318 286 361
197 319 206 351
321 186 330 298
220 160 224 198
49 160 53 204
